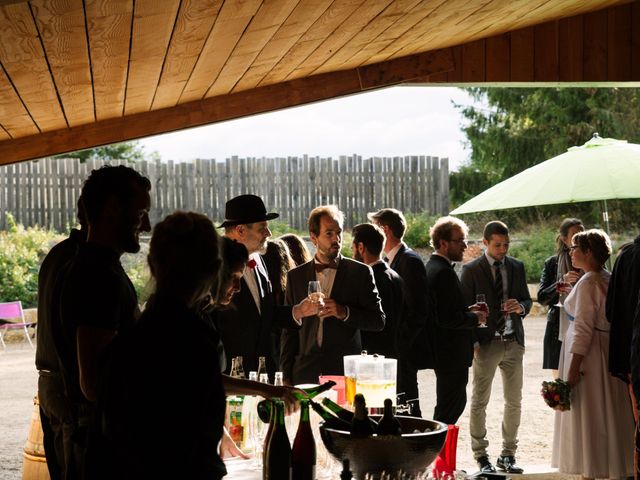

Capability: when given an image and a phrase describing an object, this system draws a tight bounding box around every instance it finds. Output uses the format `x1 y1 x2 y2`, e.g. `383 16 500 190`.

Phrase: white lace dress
551 270 634 478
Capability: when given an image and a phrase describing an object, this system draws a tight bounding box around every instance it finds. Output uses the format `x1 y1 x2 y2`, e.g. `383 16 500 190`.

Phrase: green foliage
268 219 306 238
54 141 159 164
0 219 151 309
508 226 557 283
453 87 640 215
0 218 64 308
403 212 438 249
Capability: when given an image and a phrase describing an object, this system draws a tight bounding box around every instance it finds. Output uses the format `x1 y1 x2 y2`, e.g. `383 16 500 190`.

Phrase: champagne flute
308 281 325 307
554 280 570 307
475 294 488 328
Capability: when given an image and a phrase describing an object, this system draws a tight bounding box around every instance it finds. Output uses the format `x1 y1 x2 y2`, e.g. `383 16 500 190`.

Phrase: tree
454 88 640 190
54 141 159 163
452 88 640 229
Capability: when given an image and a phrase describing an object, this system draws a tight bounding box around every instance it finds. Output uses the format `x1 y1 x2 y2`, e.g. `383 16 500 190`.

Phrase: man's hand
220 427 249 459
293 297 320 320
318 298 347 320
259 385 302 415
503 298 524 315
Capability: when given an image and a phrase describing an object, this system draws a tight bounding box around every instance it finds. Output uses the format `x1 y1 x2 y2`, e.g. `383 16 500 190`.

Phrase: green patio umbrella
450 134 640 233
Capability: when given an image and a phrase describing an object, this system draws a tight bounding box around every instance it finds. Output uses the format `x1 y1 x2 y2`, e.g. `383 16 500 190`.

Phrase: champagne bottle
309 400 351 430
262 399 275 480
229 357 239 377
340 458 353 480
350 394 374 437
257 356 267 377
321 397 378 428
274 371 284 386
292 400 316 480
375 398 402 436
236 355 246 379
257 381 337 423
264 399 292 480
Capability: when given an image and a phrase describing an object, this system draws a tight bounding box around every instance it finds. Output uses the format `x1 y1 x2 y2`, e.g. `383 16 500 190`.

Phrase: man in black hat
216 194 317 378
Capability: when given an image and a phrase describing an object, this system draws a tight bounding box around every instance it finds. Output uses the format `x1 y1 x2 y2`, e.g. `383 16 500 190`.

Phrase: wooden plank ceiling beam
0 47 454 166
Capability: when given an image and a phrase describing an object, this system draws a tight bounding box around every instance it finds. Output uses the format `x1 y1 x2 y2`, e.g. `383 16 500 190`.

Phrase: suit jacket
425 254 477 370
460 254 532 347
606 236 640 378
537 255 560 327
215 255 294 376
281 257 385 384
360 261 404 358
389 244 429 352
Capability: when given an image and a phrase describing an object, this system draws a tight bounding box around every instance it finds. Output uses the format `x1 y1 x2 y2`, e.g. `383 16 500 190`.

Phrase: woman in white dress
551 229 634 479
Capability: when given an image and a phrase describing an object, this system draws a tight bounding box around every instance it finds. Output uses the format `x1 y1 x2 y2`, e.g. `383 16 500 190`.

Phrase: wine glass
308 281 325 307
475 294 488 328
554 281 570 307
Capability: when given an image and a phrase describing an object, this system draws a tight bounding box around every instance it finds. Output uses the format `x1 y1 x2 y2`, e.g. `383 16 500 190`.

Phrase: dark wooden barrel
22 395 50 480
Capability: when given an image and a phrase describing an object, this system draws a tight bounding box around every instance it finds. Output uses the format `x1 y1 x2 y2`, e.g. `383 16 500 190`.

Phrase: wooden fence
0 155 449 231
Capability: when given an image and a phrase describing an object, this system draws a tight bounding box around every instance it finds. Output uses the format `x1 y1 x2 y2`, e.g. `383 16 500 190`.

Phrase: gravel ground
1 315 569 479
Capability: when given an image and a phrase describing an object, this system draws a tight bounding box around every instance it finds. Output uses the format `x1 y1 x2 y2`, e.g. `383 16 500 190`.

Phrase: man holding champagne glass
460 221 532 474
281 205 385 385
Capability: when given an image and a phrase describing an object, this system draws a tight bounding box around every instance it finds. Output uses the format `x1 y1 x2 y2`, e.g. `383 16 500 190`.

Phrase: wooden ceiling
0 0 634 164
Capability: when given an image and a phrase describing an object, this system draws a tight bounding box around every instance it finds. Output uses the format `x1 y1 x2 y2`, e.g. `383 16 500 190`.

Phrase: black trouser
397 359 422 417
38 372 88 480
433 368 469 425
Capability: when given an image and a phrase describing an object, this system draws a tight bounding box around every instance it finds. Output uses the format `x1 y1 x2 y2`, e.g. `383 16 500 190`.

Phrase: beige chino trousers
470 338 525 460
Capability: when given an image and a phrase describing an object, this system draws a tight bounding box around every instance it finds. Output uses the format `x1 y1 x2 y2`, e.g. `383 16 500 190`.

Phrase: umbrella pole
602 200 612 270
602 199 611 236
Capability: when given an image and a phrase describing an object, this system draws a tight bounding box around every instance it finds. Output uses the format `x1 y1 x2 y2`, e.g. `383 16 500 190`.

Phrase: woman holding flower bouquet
551 229 634 479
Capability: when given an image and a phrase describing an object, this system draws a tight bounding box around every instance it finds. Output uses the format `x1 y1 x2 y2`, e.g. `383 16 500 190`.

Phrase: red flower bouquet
541 379 571 411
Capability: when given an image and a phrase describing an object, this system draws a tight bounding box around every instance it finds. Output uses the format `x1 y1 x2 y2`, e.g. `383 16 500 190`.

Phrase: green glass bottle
309 400 351 430
264 399 291 479
292 400 316 480
350 394 374 437
257 380 337 423
340 458 353 480
375 398 402 436
321 397 378 428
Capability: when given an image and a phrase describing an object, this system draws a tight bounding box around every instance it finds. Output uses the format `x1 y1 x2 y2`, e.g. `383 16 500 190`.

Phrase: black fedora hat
219 194 279 228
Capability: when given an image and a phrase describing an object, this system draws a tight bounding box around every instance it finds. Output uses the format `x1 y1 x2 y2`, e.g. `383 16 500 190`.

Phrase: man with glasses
461 221 531 474
425 216 486 425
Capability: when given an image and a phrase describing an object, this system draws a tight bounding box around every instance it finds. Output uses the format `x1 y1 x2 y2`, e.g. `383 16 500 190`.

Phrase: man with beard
217 194 316 378
55 166 151 478
281 205 385 385
425 216 485 425
351 222 404 359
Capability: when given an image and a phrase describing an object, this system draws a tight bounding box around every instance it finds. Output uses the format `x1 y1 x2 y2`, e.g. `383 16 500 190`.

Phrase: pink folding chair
0 301 35 349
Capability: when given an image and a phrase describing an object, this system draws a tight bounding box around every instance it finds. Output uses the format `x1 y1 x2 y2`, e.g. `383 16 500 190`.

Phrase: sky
138 86 479 172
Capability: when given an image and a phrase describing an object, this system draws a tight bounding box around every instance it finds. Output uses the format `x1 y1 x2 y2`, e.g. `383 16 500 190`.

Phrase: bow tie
315 263 337 273
247 259 257 269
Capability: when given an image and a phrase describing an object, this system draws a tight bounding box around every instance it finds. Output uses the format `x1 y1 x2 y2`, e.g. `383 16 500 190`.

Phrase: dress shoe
477 456 497 473
497 455 524 474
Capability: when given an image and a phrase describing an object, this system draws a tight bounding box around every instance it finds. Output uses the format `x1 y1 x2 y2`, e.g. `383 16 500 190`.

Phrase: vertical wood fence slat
0 155 449 232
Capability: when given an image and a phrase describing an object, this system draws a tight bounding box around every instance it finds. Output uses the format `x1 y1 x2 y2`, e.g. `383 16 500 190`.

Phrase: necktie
494 261 505 334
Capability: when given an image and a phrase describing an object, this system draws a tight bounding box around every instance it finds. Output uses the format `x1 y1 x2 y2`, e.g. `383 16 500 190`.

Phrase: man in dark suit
281 205 385 385
461 221 532 474
217 194 316 378
369 207 428 416
425 216 485 426
606 235 640 480
351 222 404 358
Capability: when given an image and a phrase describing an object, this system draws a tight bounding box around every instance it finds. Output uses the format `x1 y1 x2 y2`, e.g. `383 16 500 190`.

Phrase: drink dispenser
344 352 396 410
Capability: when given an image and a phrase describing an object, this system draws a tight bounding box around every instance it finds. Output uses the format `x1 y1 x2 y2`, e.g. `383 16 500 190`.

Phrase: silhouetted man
36 198 87 480
54 166 151 479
